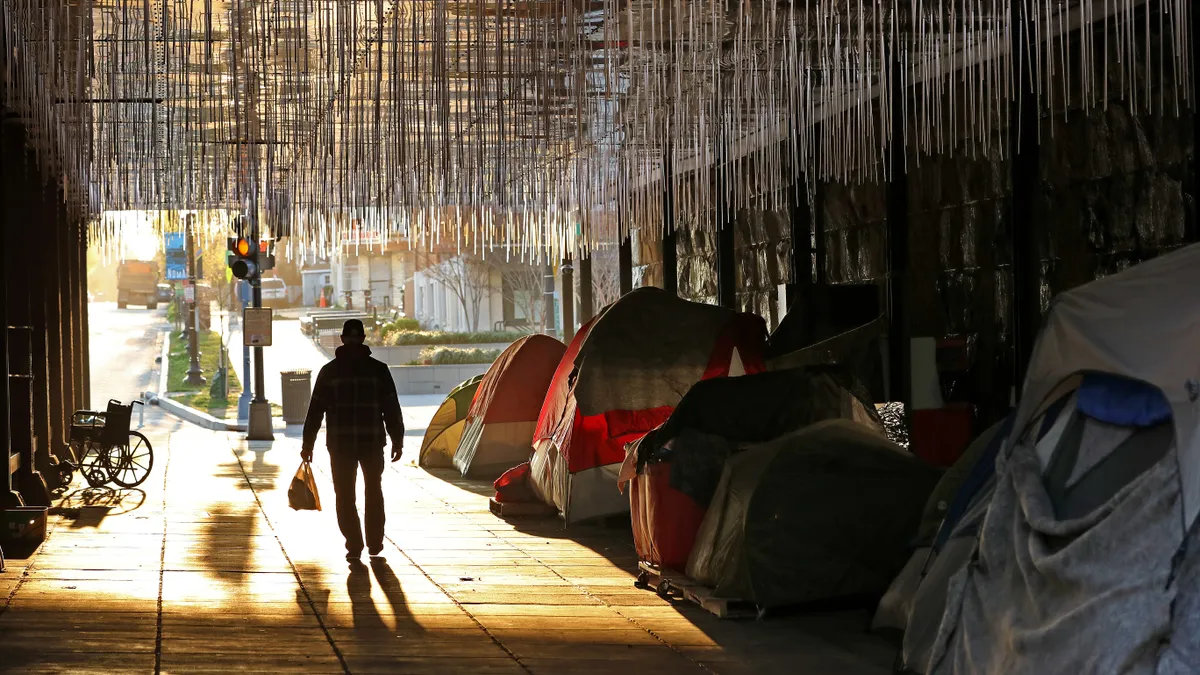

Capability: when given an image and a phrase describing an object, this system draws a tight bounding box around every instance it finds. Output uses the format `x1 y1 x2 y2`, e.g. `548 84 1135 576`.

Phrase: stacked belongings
871 417 1010 643
622 366 882 572
527 287 768 524
452 334 566 480
685 419 940 611
419 375 484 469
914 244 1200 675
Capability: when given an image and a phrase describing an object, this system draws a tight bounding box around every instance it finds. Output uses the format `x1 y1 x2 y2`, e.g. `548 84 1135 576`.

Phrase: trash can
280 370 312 425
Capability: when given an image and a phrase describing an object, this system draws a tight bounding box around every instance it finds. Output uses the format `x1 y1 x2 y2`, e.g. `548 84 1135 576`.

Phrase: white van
261 277 288 307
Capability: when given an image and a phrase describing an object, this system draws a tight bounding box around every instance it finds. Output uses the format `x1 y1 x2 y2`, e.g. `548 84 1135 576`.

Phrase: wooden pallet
488 498 558 518
636 561 762 620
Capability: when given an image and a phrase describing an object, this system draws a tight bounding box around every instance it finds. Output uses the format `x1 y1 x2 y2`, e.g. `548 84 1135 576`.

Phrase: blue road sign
164 233 188 280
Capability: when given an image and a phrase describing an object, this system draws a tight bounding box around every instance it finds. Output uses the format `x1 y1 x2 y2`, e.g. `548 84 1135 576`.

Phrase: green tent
685 419 939 609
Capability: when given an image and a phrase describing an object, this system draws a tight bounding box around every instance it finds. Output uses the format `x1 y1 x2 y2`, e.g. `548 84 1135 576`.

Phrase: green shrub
407 346 502 365
382 329 524 347
379 317 421 339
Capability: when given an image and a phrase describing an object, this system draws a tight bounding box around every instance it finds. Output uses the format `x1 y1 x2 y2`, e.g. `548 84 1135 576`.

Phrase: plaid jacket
302 345 404 454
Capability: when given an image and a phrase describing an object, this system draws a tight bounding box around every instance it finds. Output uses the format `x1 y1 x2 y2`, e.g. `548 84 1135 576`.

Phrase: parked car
155 283 174 304
261 277 288 307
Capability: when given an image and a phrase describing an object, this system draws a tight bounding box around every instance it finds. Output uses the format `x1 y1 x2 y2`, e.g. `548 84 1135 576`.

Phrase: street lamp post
184 215 206 386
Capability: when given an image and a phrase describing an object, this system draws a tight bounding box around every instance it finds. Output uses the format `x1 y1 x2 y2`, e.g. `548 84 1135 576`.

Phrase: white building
330 248 414 312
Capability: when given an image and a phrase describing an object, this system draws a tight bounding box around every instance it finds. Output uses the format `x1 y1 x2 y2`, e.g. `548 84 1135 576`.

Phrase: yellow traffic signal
236 238 251 256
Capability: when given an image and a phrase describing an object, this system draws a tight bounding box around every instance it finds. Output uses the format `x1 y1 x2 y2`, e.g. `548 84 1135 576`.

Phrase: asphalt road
87 301 167 407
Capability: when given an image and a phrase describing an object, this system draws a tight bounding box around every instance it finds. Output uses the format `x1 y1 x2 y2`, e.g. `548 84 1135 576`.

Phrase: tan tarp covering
454 419 539 479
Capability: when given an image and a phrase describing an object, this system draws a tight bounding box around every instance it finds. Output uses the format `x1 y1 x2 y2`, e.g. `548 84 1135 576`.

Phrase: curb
147 330 245 432
144 391 245 432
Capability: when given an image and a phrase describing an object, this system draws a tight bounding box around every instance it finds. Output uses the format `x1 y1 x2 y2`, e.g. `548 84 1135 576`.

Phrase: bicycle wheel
111 431 154 488
80 442 114 487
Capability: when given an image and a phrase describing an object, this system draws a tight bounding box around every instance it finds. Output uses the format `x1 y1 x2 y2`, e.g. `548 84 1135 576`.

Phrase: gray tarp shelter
929 244 1200 675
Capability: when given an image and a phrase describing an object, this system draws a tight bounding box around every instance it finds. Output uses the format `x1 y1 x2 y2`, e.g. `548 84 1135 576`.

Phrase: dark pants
329 450 385 555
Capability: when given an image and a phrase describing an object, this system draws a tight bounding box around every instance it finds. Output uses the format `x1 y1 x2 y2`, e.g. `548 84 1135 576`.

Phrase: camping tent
926 244 1200 675
419 375 484 468
529 287 768 523
452 334 566 479
685 419 939 609
625 367 882 570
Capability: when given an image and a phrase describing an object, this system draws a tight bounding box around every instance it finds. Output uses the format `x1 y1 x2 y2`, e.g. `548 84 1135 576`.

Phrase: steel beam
578 254 593 322
562 255 575 342
886 52 911 407
661 150 678 296
716 149 737 309
618 235 632 295
1011 0 1042 396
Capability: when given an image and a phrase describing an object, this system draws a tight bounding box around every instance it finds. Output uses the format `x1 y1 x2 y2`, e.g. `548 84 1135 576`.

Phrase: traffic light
258 239 276 272
227 236 258 280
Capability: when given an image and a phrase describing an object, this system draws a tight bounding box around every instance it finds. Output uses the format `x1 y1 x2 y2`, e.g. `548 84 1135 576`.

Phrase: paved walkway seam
395 464 716 674
153 433 171 675
226 436 353 675
383 532 536 675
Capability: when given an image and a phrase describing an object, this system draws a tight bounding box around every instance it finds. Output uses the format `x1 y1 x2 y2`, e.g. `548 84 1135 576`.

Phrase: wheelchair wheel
80 442 114 487
111 432 153 488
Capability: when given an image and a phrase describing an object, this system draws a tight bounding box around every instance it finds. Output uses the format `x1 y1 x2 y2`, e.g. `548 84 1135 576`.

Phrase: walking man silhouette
302 319 404 560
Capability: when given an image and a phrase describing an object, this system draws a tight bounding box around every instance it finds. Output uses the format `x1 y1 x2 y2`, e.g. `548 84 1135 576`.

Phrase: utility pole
237 282 252 421
184 214 206 386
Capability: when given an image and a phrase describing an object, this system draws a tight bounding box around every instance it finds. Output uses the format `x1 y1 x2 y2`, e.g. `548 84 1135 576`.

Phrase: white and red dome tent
528 287 768 524
452 334 566 479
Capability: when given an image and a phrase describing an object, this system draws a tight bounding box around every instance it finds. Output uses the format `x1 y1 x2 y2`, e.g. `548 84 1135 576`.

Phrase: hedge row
407 346 502 365
381 329 523 346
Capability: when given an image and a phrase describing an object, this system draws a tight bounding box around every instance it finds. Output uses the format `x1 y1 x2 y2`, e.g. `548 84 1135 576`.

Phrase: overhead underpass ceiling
0 0 1193 257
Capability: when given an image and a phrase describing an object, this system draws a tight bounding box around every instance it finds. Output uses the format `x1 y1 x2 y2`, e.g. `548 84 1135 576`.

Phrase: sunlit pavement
0 417 894 674
1 304 892 674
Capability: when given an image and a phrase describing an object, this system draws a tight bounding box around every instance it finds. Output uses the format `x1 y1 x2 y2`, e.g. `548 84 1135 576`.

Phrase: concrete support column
26 148 53 487
71 222 87 410
661 151 678 296
52 191 74 457
79 226 91 409
1011 0 1041 397
886 55 911 407
41 185 67 483
0 115 15 508
577 254 593 322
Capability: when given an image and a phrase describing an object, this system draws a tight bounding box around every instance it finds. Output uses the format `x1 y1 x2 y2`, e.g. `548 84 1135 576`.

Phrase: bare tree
588 249 621 310
419 253 492 332
488 258 546 332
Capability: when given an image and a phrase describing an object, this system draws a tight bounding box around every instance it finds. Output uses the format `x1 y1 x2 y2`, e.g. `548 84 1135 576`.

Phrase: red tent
528 287 767 523
453 334 567 479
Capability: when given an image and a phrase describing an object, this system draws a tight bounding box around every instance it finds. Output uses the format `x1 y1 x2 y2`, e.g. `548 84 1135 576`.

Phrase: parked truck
116 261 160 309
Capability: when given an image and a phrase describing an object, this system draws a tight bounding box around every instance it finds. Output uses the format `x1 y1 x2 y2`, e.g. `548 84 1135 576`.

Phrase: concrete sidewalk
0 417 893 674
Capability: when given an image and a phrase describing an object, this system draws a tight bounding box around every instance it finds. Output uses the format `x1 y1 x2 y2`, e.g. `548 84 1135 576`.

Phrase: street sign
164 233 187 280
182 282 195 304
244 308 273 347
